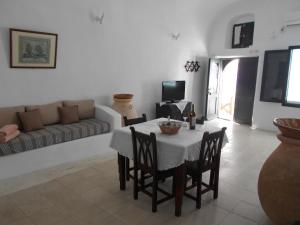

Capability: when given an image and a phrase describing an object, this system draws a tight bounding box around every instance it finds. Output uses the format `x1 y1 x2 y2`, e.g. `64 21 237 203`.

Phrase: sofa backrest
0 106 25 128
0 99 95 128
26 101 63 125
63 99 95 120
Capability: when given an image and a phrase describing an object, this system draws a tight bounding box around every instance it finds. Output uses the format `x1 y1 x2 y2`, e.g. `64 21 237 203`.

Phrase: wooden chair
184 127 226 209
130 127 175 212
123 114 147 180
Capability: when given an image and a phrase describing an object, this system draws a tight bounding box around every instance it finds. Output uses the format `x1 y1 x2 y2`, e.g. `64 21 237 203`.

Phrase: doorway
205 57 258 125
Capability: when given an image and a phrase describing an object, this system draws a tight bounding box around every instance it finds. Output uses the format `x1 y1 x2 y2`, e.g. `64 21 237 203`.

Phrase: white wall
0 0 241 117
208 0 300 131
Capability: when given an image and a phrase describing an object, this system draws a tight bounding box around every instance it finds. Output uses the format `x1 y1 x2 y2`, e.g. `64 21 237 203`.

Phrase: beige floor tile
0 196 26 225
179 204 229 225
28 206 67 225
233 201 265 223
0 217 36 225
54 218 84 225
220 213 258 225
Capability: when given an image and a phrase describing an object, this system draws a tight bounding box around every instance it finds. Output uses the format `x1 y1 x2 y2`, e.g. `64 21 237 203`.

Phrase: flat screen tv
162 80 185 102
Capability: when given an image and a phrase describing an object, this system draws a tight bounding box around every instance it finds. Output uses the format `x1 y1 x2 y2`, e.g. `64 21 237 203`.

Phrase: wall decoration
184 61 200 72
232 22 255 48
260 50 289 103
171 33 180 40
10 28 58 68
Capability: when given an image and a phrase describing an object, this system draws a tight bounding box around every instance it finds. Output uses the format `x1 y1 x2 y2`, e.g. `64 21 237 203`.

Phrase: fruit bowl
158 120 182 135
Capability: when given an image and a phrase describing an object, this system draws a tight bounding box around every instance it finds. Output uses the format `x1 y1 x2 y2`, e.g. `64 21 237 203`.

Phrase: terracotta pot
112 93 137 126
258 118 300 225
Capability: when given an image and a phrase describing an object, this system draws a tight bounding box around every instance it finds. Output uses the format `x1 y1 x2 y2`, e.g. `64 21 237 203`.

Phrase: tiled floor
0 119 278 225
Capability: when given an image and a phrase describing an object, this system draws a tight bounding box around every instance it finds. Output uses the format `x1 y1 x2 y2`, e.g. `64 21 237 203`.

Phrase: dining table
110 118 228 217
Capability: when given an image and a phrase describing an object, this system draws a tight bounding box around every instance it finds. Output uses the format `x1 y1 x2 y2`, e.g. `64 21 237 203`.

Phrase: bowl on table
158 120 182 135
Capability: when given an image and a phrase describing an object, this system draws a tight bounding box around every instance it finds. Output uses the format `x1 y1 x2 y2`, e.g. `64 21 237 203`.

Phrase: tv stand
156 101 192 121
166 100 180 104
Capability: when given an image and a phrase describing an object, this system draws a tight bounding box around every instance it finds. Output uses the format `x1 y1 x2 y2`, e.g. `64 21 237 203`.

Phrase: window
284 46 300 107
260 50 289 103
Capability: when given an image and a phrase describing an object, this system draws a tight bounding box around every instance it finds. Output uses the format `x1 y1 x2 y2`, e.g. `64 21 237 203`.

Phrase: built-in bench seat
0 100 122 180
0 118 110 156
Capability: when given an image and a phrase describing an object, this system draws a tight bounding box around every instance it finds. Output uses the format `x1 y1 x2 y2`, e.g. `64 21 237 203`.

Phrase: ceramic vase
112 94 137 126
258 118 300 225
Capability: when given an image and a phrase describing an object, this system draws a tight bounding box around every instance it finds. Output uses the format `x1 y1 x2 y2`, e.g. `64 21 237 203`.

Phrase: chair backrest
124 114 147 126
199 127 226 171
130 127 158 174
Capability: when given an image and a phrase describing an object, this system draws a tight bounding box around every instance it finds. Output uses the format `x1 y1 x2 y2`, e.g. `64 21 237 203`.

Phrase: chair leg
152 177 158 213
196 175 202 209
126 158 130 181
209 170 215 187
213 170 220 199
141 171 145 190
192 177 196 186
172 175 176 195
133 167 138 200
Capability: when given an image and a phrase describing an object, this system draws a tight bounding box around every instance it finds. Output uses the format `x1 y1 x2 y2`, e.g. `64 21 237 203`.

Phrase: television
162 80 185 102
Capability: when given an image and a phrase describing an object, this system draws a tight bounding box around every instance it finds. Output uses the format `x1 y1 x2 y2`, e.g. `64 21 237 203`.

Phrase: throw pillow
18 110 44 132
63 99 95 119
59 106 80 124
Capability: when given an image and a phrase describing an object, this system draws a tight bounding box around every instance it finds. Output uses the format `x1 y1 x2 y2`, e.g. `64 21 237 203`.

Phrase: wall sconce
91 11 105 24
95 13 104 24
185 61 200 72
171 33 180 40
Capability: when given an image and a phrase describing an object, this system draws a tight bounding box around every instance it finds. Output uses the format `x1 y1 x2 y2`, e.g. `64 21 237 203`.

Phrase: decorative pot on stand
112 94 137 126
258 118 300 225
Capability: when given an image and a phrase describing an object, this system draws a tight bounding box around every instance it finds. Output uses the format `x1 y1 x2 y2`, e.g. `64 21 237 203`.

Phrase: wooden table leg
175 164 185 217
118 153 126 190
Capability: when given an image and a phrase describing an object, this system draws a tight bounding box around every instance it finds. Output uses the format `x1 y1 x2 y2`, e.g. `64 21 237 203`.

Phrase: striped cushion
0 119 110 156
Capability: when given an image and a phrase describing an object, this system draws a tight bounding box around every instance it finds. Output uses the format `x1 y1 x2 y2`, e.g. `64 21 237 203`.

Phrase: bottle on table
189 104 196 130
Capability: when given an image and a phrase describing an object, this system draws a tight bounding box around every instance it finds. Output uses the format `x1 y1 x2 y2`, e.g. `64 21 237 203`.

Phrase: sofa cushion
59 106 79 124
0 118 110 156
0 106 25 128
26 101 63 125
63 99 95 119
18 110 44 132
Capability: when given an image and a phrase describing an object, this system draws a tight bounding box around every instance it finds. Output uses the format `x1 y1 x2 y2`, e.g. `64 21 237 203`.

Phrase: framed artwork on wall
260 50 289 103
232 22 255 48
10 28 58 68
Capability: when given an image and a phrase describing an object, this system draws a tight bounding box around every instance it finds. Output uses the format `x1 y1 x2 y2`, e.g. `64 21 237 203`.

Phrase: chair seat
186 160 211 177
158 168 176 179
137 164 175 179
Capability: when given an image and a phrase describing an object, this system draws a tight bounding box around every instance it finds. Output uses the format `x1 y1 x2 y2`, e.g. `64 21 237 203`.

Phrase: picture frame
260 50 289 103
232 22 255 48
10 28 58 68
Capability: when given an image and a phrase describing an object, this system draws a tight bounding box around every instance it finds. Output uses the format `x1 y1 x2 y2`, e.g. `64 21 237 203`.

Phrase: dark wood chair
130 127 175 212
123 114 147 181
184 127 226 209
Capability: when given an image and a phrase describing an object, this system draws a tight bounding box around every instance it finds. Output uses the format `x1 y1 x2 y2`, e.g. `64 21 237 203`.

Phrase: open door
205 58 221 120
233 57 258 125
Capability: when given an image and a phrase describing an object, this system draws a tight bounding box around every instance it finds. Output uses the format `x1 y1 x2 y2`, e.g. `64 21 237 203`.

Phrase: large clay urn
112 94 137 126
258 118 300 225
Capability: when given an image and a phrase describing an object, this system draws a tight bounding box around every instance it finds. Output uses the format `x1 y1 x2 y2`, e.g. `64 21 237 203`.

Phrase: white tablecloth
110 118 228 171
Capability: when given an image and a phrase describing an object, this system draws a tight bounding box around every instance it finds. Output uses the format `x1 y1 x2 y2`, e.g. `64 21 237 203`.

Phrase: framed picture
10 28 58 68
232 22 255 48
260 50 289 103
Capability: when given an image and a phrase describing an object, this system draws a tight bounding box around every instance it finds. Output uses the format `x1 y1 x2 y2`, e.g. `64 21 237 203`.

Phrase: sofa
0 99 121 180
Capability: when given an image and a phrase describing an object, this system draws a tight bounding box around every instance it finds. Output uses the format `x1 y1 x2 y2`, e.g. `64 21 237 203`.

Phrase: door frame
205 56 259 123
204 58 222 120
